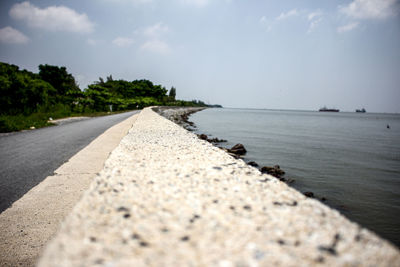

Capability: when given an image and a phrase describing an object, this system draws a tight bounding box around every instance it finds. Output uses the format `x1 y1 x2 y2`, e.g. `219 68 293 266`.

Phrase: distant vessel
319 107 339 112
356 108 366 113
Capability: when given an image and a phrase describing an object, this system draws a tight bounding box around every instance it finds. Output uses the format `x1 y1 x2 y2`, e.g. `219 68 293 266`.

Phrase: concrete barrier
39 107 400 266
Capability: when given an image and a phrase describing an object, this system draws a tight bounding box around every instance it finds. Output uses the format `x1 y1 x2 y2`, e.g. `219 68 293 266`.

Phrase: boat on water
356 108 366 113
319 107 339 112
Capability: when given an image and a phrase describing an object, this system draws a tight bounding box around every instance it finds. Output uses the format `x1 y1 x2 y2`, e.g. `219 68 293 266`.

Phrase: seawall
39 107 400 266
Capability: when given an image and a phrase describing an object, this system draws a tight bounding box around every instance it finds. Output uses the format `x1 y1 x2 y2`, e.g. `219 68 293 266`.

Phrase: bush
0 113 52 132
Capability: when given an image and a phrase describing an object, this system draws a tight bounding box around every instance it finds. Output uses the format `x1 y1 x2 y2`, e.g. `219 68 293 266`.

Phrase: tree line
0 62 220 132
0 62 214 116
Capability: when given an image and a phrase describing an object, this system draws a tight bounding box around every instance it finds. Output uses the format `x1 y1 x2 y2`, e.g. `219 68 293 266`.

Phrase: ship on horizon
356 108 366 113
319 106 340 112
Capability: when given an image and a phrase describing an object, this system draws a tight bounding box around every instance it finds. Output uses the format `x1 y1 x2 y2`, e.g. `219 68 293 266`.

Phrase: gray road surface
0 111 138 213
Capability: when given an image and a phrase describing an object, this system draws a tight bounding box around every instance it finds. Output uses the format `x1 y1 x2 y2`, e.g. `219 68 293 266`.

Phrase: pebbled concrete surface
39 107 400 266
0 113 139 267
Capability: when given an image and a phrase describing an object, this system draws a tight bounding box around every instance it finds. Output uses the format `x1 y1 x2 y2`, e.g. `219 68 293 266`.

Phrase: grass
0 101 205 133
0 113 53 132
0 109 135 133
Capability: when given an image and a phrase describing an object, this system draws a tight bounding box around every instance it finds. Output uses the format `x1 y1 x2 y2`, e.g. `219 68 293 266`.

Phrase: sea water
190 108 400 247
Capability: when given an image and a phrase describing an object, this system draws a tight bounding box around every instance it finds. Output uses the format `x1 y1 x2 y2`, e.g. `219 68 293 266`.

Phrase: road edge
0 112 139 267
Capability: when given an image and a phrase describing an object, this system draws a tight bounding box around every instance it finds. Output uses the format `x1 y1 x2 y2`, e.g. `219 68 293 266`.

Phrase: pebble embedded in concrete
39 107 400 266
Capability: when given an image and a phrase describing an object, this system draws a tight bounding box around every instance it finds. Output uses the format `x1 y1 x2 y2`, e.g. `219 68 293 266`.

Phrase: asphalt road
0 111 139 213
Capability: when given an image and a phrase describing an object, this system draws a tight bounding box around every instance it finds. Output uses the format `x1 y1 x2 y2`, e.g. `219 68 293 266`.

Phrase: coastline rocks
247 161 259 167
197 134 227 143
219 144 247 159
228 144 247 156
303 191 328 202
260 165 285 178
180 114 195 127
303 191 315 198
198 134 208 140
208 137 227 143
152 107 205 131
247 162 294 183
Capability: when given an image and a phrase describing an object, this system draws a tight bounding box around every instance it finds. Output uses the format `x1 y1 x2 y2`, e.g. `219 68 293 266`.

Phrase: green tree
0 62 56 115
169 87 176 100
84 84 112 111
38 64 80 104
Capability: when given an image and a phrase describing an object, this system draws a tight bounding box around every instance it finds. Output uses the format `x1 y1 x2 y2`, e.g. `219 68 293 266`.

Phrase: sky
0 0 399 113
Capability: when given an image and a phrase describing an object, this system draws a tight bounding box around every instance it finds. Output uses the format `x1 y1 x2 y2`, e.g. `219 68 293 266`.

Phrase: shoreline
39 107 400 266
152 106 207 131
155 106 322 200
161 107 399 248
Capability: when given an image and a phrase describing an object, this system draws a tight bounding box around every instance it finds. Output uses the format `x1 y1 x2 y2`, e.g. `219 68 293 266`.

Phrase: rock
228 144 247 155
260 166 272 173
303 192 314 198
198 134 227 143
198 134 208 140
247 161 259 167
197 134 227 143
260 165 285 178
208 137 227 143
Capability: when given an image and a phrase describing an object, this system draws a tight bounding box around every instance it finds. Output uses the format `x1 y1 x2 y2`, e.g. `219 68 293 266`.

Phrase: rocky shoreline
152 106 206 131
154 106 324 201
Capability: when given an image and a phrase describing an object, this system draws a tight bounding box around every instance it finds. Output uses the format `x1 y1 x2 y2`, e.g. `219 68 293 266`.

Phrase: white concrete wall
39 107 400 266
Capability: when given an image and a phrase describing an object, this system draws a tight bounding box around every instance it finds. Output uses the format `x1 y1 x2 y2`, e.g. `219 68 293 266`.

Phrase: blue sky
0 0 399 112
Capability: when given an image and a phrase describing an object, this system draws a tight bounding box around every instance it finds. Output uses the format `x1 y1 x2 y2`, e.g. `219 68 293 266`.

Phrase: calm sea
190 108 400 247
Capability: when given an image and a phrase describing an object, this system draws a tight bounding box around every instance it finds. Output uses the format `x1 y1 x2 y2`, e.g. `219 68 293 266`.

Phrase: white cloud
112 37 135 47
339 0 399 20
0 26 29 44
308 11 322 21
138 22 171 54
265 9 323 33
276 9 299 21
308 17 322 33
307 10 323 33
9 1 94 33
143 22 169 38
141 39 170 54
337 22 360 33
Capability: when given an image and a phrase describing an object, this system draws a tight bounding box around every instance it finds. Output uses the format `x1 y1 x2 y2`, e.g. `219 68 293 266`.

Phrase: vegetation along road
0 111 138 213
